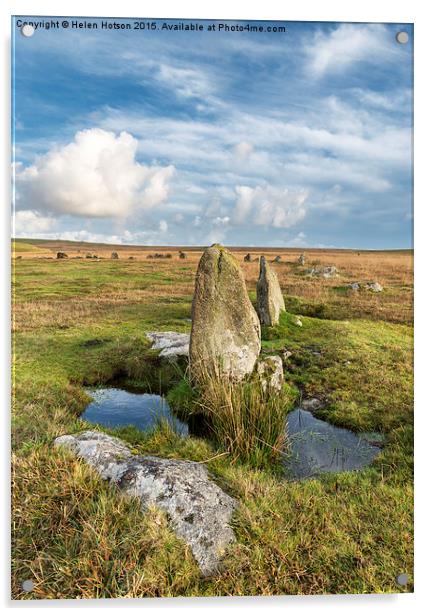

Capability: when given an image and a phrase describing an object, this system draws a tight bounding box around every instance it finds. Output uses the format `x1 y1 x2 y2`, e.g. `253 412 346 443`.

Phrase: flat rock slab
147 331 190 358
54 431 237 576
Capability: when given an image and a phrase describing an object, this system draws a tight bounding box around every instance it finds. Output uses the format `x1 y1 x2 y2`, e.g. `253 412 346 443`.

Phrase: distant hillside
12 240 48 254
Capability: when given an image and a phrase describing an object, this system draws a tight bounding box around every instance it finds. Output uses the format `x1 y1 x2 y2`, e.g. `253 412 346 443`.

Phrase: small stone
301 398 323 412
348 282 361 291
308 266 338 278
256 355 284 393
364 281 383 292
282 349 293 362
54 431 237 577
294 318 303 327
256 256 286 326
147 331 190 358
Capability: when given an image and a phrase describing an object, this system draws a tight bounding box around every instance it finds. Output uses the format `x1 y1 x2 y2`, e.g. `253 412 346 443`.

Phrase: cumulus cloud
233 185 308 229
13 210 56 235
306 24 395 78
15 128 175 218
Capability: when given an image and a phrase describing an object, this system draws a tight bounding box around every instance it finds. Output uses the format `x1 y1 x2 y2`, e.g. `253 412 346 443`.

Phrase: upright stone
256 256 286 326
189 244 261 381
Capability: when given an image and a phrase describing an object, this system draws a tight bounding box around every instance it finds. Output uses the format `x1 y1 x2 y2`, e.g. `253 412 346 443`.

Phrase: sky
12 18 413 248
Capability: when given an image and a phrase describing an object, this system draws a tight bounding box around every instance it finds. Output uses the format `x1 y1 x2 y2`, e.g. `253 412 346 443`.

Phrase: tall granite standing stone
189 244 261 381
256 256 286 326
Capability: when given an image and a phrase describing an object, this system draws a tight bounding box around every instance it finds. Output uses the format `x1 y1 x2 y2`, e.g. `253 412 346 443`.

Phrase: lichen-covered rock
189 245 261 381
301 398 324 412
147 331 190 358
308 265 338 279
256 256 286 326
256 355 284 393
54 431 237 577
348 282 361 291
364 281 383 292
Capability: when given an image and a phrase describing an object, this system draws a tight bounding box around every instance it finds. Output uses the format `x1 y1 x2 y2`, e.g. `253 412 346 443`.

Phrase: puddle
82 387 188 435
284 408 381 480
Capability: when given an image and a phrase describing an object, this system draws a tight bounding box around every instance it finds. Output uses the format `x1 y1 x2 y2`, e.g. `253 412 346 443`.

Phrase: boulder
256 256 286 326
54 431 237 577
308 265 338 279
189 244 261 381
256 355 284 394
147 331 190 358
111 252 119 259
364 281 383 292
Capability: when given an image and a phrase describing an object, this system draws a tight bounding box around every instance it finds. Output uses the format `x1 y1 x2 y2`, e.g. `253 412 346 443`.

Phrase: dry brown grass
13 243 413 327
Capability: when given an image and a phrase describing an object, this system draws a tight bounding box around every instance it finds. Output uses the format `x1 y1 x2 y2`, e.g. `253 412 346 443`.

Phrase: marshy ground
11 239 413 598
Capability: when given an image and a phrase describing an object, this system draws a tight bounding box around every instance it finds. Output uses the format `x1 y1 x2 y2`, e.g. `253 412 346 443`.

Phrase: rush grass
11 252 413 598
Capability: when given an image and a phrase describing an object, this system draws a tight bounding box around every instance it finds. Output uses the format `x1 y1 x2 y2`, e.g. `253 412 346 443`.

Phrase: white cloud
159 219 168 233
15 128 175 218
233 141 254 160
306 24 395 78
233 185 308 229
13 210 56 235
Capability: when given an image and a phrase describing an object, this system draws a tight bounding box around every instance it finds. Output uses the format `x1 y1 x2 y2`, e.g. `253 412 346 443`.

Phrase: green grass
11 258 413 598
12 240 47 253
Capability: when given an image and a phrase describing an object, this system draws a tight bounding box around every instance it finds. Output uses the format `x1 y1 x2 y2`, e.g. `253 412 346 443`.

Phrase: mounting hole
22 579 34 592
396 573 409 586
21 24 35 37
396 31 409 44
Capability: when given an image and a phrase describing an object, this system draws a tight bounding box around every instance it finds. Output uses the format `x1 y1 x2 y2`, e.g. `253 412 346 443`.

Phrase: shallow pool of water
284 408 381 480
82 387 188 435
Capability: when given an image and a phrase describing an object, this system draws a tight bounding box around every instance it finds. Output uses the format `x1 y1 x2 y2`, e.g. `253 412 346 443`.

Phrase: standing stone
111 251 119 259
179 251 187 259
244 253 252 262
256 256 286 326
298 253 306 265
189 244 261 381
272 255 282 263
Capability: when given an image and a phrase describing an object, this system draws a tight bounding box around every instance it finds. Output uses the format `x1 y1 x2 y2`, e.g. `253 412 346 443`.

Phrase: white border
2 1 431 614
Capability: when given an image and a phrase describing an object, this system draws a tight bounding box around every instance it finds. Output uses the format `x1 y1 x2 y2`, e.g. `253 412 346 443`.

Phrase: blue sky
12 18 413 248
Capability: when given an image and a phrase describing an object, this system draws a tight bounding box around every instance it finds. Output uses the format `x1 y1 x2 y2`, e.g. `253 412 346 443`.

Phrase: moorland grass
11 251 413 598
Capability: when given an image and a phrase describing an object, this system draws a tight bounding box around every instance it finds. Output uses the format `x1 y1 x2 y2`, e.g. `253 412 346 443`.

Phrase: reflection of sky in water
285 409 381 480
82 388 188 435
